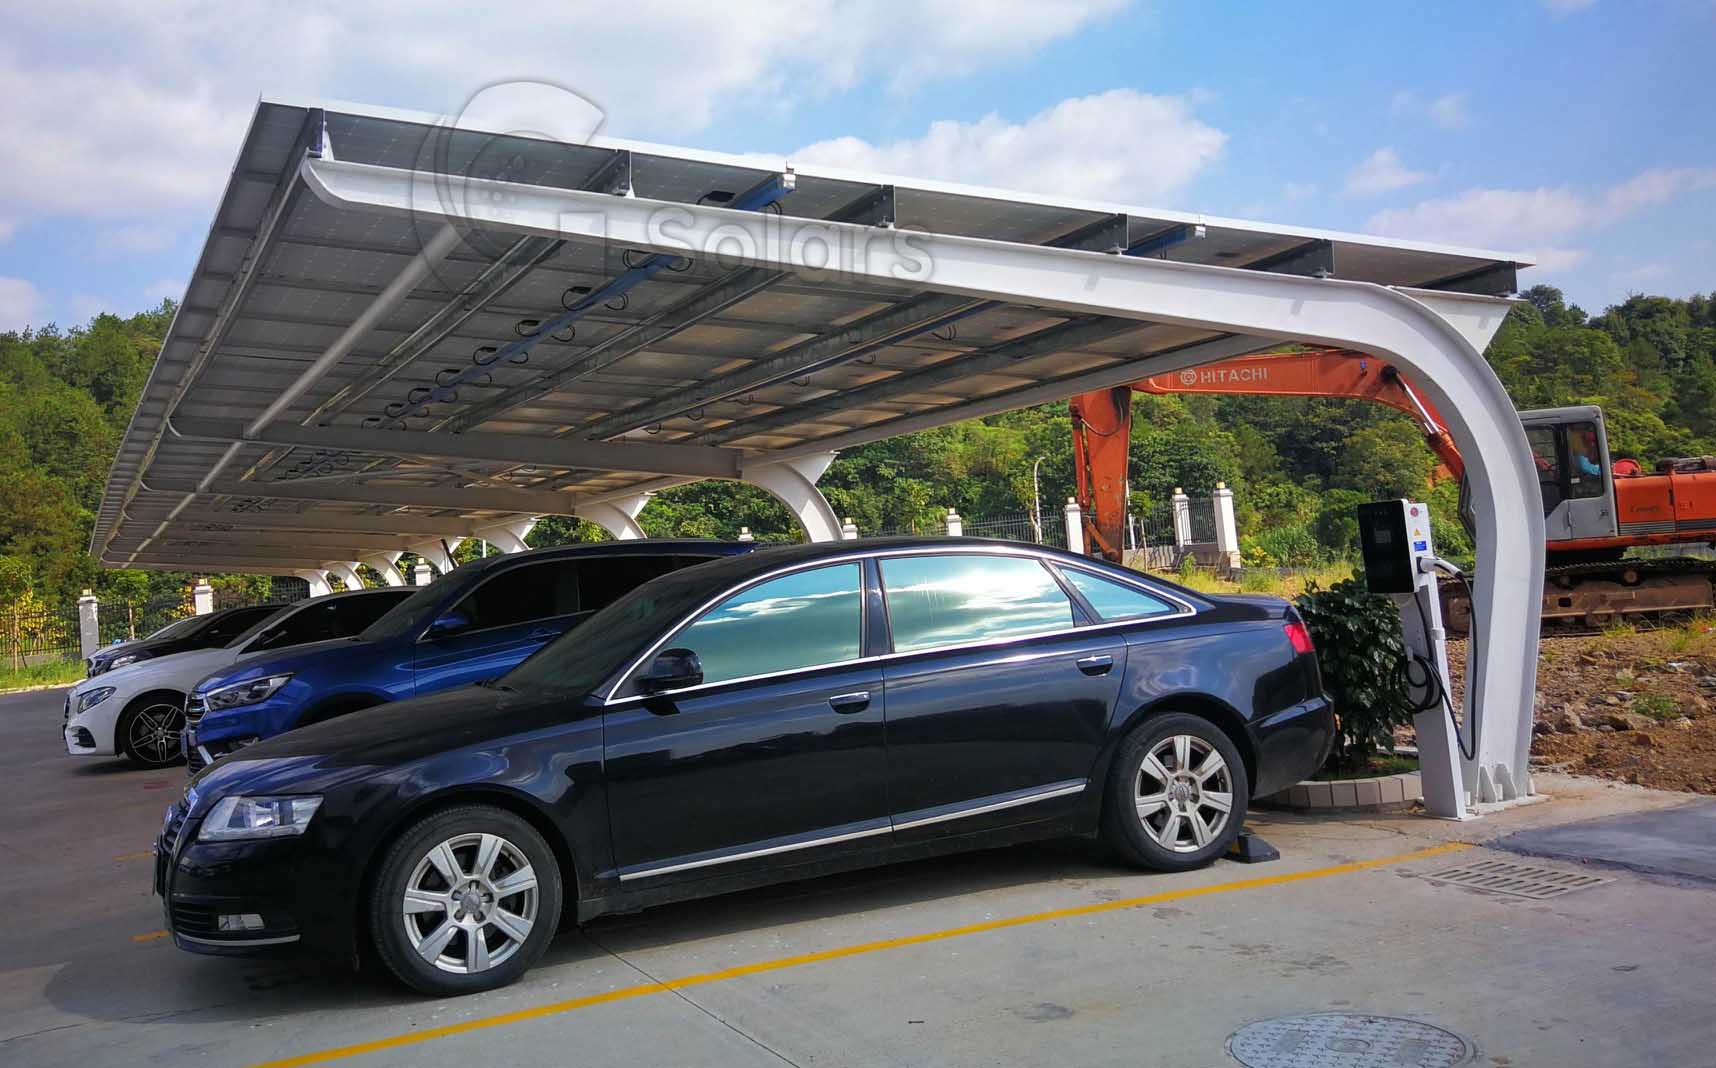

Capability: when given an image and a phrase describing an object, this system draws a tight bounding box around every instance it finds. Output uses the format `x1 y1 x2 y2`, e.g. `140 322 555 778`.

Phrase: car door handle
828 691 871 714
1075 654 1114 676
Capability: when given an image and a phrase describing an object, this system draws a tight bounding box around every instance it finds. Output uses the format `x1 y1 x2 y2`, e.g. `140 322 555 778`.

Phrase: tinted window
1059 568 1178 621
579 555 712 613
1527 426 1561 482
671 564 863 685
201 605 285 643
452 560 581 631
881 554 1073 653
244 592 412 652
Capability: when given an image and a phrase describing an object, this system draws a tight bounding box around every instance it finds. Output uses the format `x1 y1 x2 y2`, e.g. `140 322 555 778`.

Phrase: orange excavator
1069 347 1716 629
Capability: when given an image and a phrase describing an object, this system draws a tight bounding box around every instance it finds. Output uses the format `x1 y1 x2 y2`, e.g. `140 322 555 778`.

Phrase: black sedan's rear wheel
369 805 562 996
1102 712 1248 872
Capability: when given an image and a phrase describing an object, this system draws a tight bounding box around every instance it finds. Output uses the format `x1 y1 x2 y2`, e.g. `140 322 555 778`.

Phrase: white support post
741 453 842 543
577 495 648 540
475 518 538 553
406 538 464 575
325 562 366 591
412 562 433 586
1212 482 1241 574
943 508 963 537
1171 488 1192 550
294 570 333 598
841 517 859 540
1063 498 1084 555
362 552 407 587
76 590 99 660
192 578 215 615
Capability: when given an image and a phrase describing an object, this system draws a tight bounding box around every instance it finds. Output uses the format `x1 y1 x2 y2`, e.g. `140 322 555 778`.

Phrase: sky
1 0 1713 332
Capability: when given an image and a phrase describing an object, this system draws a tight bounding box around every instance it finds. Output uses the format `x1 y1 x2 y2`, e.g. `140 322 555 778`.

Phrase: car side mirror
637 648 702 693
426 609 472 639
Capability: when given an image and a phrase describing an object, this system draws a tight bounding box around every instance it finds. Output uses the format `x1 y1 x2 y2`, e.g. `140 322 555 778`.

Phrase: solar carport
90 95 1544 810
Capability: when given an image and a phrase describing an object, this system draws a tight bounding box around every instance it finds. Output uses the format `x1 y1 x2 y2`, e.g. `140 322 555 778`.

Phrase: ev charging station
1359 499 1496 820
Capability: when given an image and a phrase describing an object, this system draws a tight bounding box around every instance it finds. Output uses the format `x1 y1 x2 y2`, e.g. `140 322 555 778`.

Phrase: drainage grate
1227 1013 1474 1068
1423 859 1609 900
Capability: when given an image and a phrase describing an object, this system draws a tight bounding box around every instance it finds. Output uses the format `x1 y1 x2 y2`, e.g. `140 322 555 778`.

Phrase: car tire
369 804 563 996
116 694 187 768
1101 711 1249 872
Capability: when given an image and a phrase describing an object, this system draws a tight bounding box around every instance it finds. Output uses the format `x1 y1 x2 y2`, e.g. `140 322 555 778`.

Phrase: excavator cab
1518 405 1618 544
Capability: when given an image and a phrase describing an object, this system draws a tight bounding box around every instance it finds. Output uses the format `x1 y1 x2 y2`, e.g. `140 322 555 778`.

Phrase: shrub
1293 578 1414 772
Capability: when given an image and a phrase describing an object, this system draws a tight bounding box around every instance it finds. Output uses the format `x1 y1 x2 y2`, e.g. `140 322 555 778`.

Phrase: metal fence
960 512 1068 548
2 604 82 668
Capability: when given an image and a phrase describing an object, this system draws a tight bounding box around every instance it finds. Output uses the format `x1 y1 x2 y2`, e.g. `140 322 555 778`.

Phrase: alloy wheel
401 832 539 975
1134 733 1234 853
126 701 184 765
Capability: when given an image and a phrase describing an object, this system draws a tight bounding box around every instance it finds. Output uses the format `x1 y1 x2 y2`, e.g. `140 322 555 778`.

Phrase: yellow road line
255 840 1471 1068
131 929 169 943
114 850 155 862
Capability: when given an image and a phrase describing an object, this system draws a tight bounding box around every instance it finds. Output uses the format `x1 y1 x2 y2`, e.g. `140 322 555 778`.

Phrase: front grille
170 903 219 936
186 745 207 774
185 694 208 724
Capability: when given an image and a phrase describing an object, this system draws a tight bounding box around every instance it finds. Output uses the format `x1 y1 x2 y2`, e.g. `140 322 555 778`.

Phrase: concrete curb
0 683 76 697
1260 771 1422 812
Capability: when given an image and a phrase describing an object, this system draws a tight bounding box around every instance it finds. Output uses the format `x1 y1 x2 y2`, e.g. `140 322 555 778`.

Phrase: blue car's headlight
74 687 116 715
202 674 293 712
198 795 323 841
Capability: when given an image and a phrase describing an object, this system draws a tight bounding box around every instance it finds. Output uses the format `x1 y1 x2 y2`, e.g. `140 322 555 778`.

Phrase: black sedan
87 603 286 676
157 539 1332 995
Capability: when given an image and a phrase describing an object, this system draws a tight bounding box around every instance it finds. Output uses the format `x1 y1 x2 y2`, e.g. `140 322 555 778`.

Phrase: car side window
331 592 412 634
880 554 1075 653
669 563 863 686
1058 568 1178 621
246 603 338 652
578 555 707 614
203 606 280 643
451 561 581 631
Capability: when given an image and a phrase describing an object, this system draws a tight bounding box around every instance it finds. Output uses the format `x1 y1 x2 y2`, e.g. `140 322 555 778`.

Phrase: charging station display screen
1358 500 1416 594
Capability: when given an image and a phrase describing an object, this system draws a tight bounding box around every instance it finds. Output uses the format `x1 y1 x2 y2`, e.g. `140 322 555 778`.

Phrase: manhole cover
1423 859 1609 899
1226 1013 1474 1068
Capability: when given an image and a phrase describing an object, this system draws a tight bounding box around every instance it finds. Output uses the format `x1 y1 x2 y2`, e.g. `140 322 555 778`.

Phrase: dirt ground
1440 620 1716 795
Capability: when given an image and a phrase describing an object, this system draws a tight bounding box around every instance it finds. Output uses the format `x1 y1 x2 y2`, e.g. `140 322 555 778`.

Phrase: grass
1311 752 1420 781
1168 559 1357 600
0 658 83 692
1633 691 1681 722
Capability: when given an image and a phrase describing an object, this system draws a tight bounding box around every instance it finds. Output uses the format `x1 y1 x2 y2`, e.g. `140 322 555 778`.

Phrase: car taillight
1284 619 1315 655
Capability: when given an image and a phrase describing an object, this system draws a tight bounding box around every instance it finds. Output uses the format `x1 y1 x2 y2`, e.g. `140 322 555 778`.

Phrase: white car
63 588 412 767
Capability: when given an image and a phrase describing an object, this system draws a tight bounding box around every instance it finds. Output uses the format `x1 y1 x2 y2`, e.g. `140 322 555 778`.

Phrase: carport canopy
91 95 1545 806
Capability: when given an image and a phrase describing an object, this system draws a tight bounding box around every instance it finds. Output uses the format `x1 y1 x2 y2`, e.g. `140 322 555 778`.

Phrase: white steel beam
170 416 744 479
577 495 648 540
295 570 334 597
474 518 537 553
363 552 408 586
742 454 842 543
140 475 582 516
325 561 367 590
304 153 1542 807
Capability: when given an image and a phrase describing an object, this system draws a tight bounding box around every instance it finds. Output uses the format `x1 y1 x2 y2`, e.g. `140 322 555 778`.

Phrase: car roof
446 537 754 577
651 535 1116 588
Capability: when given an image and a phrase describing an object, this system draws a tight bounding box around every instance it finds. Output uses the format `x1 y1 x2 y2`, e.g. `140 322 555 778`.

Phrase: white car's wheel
117 694 186 768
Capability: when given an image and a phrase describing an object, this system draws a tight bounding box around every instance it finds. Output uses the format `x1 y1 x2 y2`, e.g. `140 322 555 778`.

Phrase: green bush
1293 578 1413 772
1252 521 1323 567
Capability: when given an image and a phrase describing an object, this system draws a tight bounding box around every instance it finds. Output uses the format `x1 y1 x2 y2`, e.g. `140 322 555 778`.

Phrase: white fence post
737 526 755 542
1171 488 1192 550
192 579 215 615
412 563 433 586
1212 482 1241 574
1063 498 1084 555
841 517 859 540
76 590 99 659
943 508 963 537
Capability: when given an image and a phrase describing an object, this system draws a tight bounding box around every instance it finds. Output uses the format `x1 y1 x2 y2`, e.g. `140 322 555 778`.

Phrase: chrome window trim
892 779 1088 832
1049 562 1197 621
602 544 1200 704
663 560 868 690
618 819 892 882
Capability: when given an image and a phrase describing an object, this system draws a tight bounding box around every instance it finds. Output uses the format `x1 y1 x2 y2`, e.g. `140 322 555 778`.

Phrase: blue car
182 540 752 773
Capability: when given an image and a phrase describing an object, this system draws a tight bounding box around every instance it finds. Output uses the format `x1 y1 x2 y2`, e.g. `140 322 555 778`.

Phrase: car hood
198 636 371 690
75 645 237 696
203 682 587 771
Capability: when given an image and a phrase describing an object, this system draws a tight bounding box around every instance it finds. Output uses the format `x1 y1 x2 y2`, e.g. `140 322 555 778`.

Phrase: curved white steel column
325 561 366 590
306 157 1543 804
474 518 538 553
742 454 842 543
362 552 407 586
577 496 647 540
407 537 464 575
293 570 333 598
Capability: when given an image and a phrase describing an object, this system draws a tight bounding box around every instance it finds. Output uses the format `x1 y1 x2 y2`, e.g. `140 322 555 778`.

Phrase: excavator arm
1070 348 1464 561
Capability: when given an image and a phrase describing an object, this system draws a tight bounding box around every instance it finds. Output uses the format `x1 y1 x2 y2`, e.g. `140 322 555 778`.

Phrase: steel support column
363 552 408 586
475 518 537 553
576 496 647 540
742 454 842 543
294 570 333 597
325 561 367 591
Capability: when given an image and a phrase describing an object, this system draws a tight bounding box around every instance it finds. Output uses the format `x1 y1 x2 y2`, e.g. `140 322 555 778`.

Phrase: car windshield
356 563 494 641
141 616 200 642
502 565 734 696
222 604 297 648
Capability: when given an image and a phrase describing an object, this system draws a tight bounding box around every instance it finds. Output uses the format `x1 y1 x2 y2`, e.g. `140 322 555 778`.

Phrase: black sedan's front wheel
1102 712 1248 872
369 805 562 995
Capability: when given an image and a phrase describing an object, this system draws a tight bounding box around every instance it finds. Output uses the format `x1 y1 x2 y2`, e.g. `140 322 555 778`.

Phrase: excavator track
1442 555 1716 635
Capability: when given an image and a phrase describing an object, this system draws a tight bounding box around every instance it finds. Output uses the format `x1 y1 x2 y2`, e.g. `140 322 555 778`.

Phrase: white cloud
1343 147 1431 196
0 277 46 331
787 89 1226 203
1391 90 1470 130
1364 166 1716 271
1282 181 1318 202
0 1 1130 231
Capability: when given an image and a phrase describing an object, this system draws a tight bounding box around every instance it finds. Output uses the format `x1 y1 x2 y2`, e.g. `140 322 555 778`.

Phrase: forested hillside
4 284 1714 612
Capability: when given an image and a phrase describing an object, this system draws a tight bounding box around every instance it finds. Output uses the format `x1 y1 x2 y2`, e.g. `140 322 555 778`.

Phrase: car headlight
109 652 147 670
197 795 323 841
74 687 116 715
202 674 293 712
